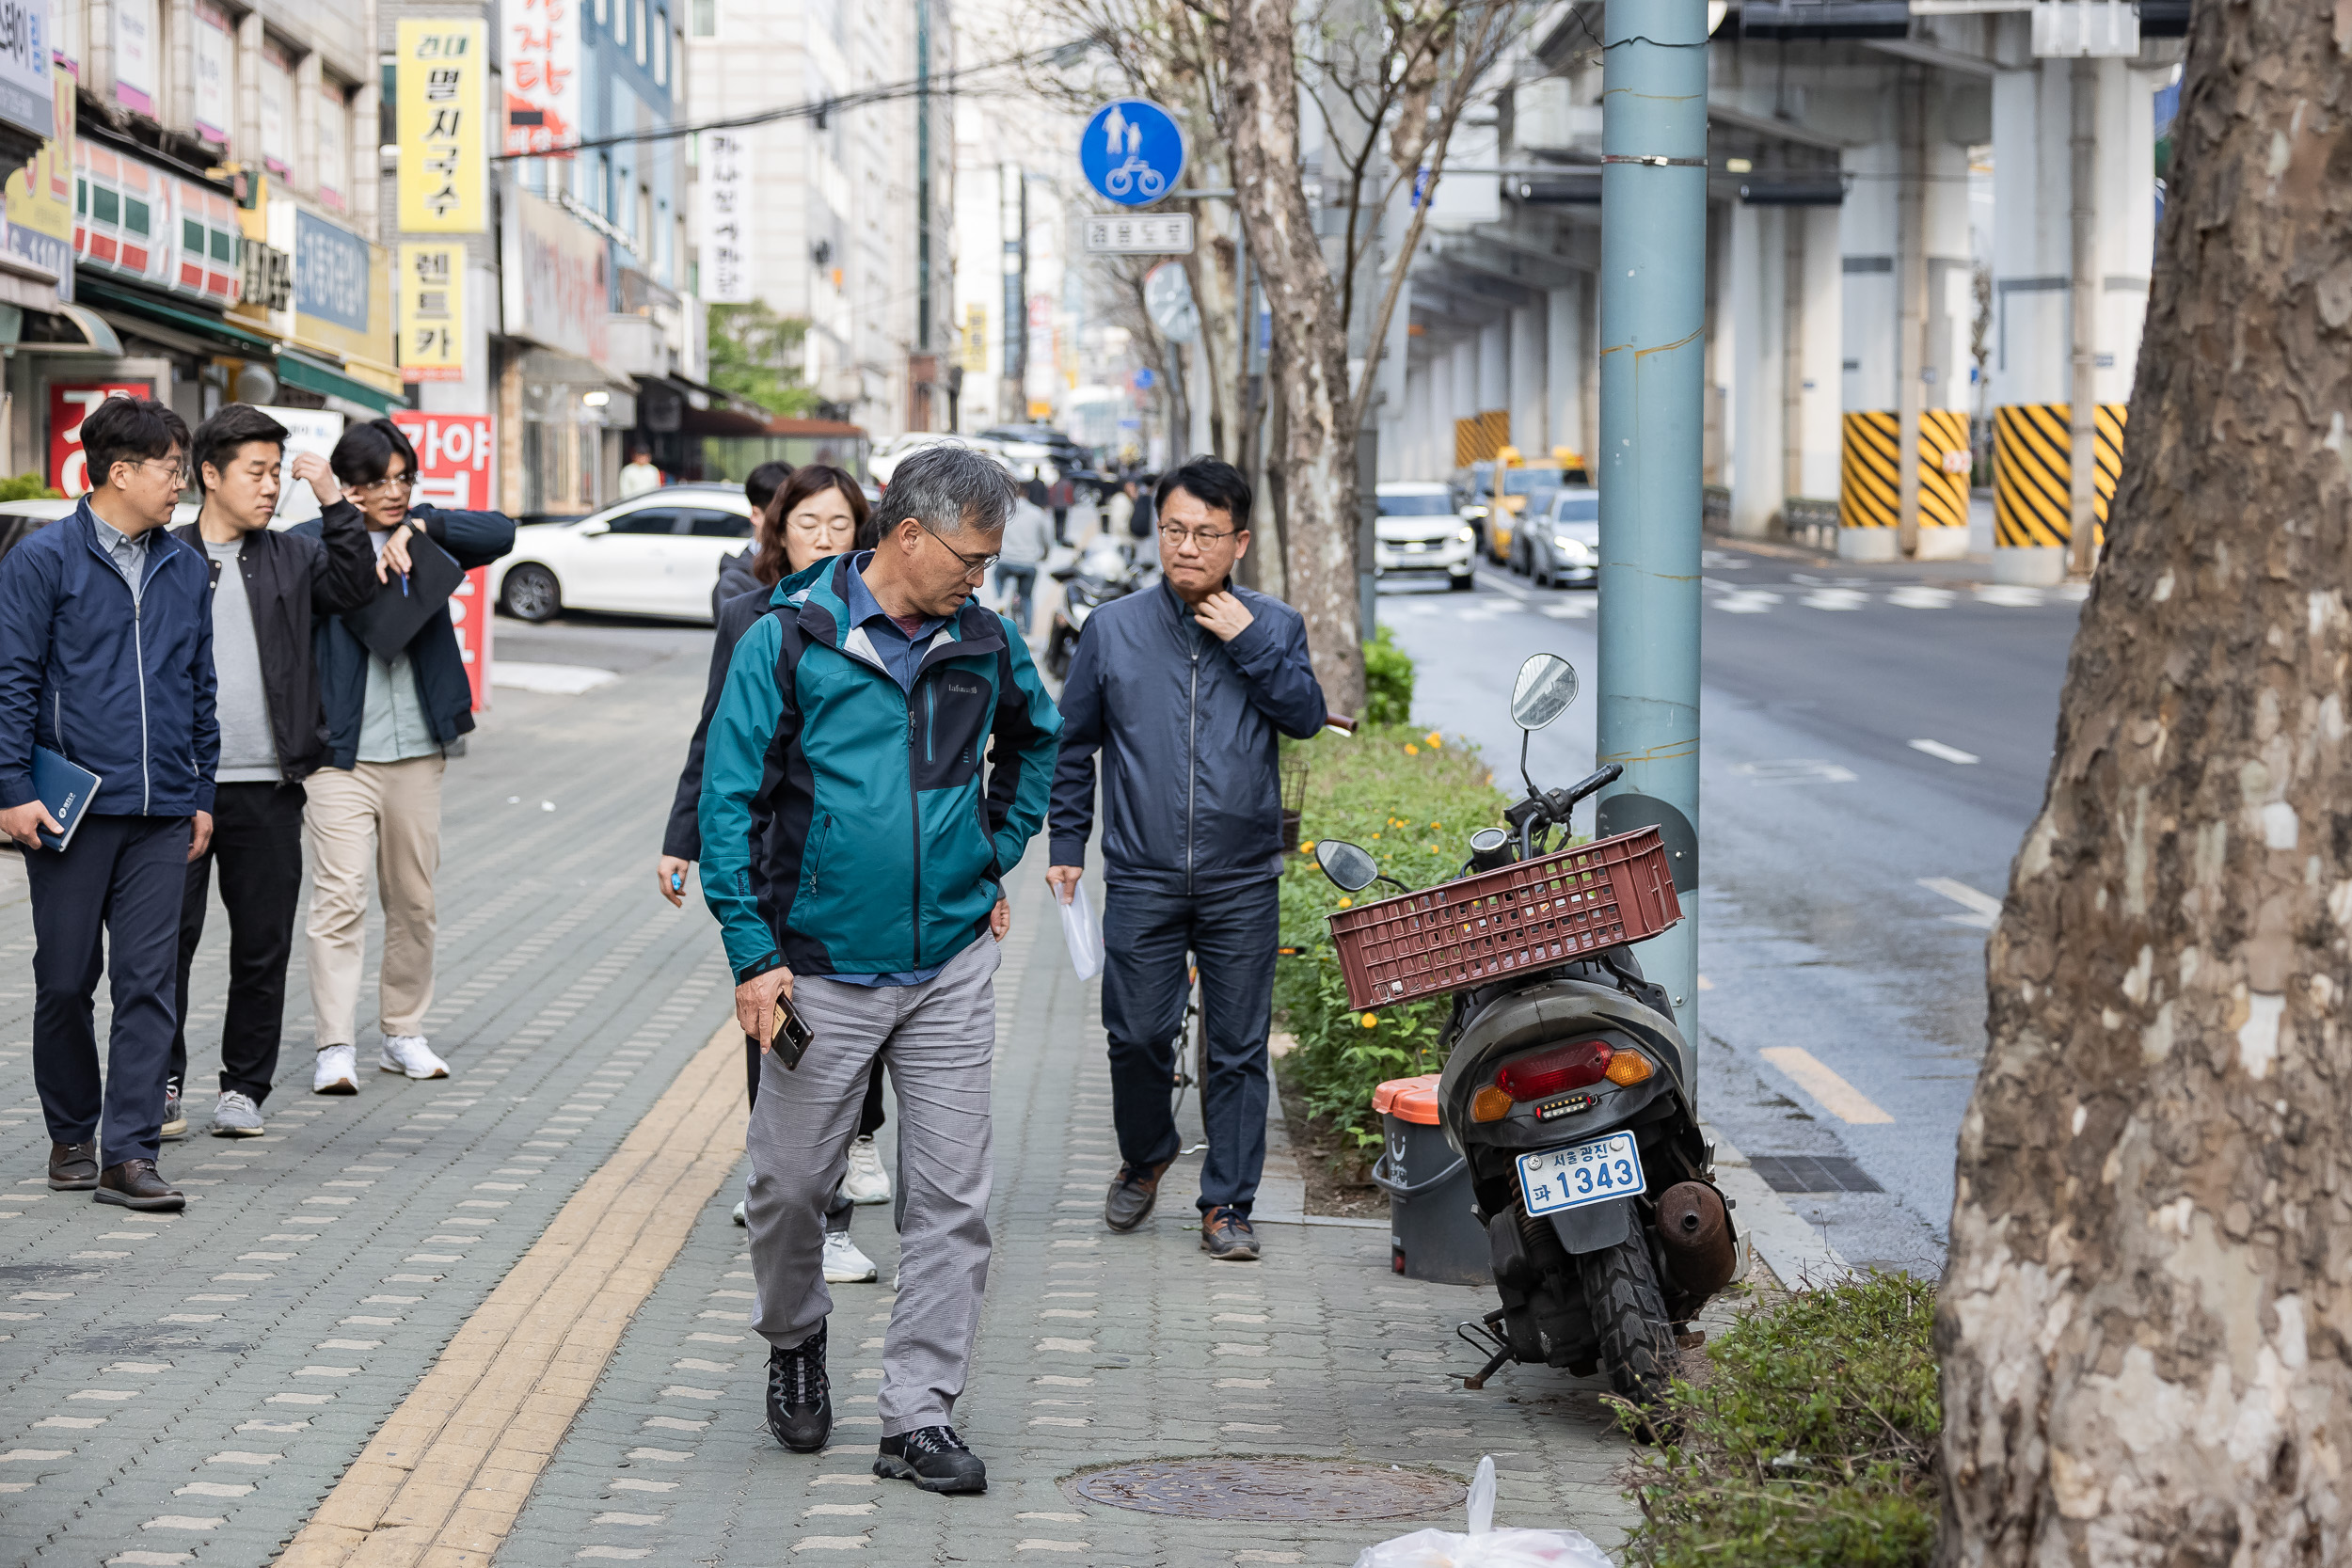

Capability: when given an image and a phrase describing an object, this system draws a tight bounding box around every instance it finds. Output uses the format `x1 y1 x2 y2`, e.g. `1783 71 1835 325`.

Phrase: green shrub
1621 1272 1942 1568
1360 626 1415 727
0 472 61 502
1276 722 1508 1148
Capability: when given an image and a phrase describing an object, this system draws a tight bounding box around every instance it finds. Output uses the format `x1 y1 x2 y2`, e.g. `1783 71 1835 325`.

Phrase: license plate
1517 1133 1644 1217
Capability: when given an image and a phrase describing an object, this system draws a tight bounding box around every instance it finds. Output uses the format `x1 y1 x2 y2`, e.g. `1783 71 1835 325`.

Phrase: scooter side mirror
1315 839 1381 894
1509 653 1579 731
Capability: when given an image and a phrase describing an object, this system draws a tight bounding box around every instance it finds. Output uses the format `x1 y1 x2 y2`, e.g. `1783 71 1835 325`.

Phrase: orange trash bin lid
1372 1073 1443 1127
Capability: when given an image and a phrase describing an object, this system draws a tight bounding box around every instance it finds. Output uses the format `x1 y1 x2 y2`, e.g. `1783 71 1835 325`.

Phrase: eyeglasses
915 517 999 580
352 475 415 497
1159 524 1237 550
129 456 190 483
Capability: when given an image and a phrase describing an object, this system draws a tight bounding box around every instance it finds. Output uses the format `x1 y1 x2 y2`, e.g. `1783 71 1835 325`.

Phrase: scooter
1042 534 1154 680
1311 653 1740 1419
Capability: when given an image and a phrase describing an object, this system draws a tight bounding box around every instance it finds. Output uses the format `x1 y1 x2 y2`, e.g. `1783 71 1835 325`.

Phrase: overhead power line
489 37 1097 163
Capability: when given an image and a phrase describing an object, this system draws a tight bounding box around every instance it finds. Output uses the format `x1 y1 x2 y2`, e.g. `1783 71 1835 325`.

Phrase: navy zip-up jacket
294 503 514 771
1049 578 1327 894
0 499 218 817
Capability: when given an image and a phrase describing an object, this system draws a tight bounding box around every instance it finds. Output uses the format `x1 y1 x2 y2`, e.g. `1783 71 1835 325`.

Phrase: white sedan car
490 484 755 625
1373 482 1476 591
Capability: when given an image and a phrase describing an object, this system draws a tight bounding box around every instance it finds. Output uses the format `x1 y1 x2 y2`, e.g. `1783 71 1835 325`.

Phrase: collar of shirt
90 512 151 563
843 549 948 642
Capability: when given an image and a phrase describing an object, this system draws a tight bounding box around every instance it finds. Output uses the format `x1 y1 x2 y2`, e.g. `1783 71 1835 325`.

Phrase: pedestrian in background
617 443 663 498
167 404 382 1140
0 396 214 1211
701 444 1058 1493
660 463 895 1272
303 419 515 1096
714 460 795 615
1103 478 1135 544
993 491 1052 638
1047 456 1327 1263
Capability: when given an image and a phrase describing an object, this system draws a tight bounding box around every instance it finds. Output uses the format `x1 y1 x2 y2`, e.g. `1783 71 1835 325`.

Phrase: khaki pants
304 756 444 1046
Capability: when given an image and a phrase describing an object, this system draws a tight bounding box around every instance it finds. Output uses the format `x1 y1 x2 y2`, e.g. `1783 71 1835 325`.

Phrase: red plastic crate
1327 826 1684 1010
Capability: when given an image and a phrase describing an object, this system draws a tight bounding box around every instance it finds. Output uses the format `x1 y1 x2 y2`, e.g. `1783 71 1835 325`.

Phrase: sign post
1079 100 1186 208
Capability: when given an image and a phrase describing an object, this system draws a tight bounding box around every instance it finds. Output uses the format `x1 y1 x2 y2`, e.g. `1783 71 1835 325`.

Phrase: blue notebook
30 746 100 851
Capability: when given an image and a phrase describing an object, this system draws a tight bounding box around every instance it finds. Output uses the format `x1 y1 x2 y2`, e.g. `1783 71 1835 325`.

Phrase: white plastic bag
1351 1457 1614 1568
1057 878 1104 981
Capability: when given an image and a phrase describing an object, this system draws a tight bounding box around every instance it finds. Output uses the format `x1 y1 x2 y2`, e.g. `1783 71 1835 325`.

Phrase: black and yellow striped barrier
1992 403 2126 548
1454 410 1510 468
1837 410 1971 533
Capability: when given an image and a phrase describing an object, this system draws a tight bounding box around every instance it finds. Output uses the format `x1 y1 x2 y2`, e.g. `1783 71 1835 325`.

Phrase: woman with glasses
298 419 515 1097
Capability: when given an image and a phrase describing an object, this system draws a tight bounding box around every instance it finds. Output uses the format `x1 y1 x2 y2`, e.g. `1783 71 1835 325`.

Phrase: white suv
1373 482 1475 591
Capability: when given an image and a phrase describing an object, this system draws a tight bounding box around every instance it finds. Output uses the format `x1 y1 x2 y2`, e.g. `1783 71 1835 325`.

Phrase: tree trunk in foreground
1937 6 2352 1564
1223 0 1366 717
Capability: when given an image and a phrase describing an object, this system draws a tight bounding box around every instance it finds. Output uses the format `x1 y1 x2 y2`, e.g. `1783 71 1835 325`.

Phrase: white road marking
1757 1047 1896 1125
1713 590 1782 614
1975 584 2045 608
1919 877 2002 928
1800 588 1869 610
1729 759 1858 785
1541 599 1593 618
494 661 621 695
1908 737 1980 765
1885 585 1955 609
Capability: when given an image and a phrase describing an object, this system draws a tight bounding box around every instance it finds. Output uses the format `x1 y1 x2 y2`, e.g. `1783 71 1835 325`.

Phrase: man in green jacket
701 445 1059 1496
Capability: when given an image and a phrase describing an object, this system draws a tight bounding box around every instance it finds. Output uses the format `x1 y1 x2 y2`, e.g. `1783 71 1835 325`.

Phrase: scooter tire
1577 1230 1678 1433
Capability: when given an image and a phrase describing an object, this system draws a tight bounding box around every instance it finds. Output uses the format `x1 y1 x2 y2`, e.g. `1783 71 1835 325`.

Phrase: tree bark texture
1937 6 2352 1564
1225 0 1366 716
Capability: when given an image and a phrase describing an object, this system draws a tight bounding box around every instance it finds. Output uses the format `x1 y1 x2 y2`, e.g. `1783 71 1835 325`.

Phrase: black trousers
171 783 307 1103
25 813 192 1164
1101 879 1280 1216
745 1033 887 1234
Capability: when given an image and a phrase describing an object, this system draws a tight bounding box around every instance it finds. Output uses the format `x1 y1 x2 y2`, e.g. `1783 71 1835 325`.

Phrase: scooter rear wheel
1577 1229 1678 1433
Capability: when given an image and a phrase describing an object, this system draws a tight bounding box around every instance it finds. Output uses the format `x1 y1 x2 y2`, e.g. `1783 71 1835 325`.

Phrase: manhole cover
1066 1457 1465 1521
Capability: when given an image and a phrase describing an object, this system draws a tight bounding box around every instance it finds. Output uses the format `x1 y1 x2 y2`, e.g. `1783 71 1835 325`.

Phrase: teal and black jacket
699 553 1062 983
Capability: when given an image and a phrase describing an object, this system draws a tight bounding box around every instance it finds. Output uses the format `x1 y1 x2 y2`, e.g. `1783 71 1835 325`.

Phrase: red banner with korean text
391 411 496 711
51 382 160 496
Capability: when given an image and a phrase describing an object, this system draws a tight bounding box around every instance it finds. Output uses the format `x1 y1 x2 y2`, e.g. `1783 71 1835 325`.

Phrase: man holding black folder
299 418 513 1095
0 395 215 1210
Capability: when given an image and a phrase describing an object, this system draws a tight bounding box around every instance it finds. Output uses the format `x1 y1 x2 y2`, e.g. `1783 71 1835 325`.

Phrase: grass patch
1620 1272 1941 1568
1275 721 1509 1149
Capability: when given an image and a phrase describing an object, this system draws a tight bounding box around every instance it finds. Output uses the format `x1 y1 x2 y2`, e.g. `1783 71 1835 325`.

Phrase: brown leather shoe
1200 1207 1260 1261
48 1141 98 1191
1104 1160 1174 1232
95 1159 184 1212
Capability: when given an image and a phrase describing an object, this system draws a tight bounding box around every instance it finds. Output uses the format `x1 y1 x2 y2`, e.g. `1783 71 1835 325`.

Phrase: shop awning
278 350 405 415
77 276 279 355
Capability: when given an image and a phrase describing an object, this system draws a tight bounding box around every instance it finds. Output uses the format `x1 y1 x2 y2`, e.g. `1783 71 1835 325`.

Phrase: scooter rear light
1604 1050 1653 1086
1471 1085 1515 1122
1494 1039 1613 1101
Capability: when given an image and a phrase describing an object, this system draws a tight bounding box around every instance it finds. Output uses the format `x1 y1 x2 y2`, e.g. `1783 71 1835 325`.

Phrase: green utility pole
1595 0 1705 1044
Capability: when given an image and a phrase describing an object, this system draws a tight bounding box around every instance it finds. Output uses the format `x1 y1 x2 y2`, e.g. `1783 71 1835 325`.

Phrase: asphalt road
1380 544 2088 1275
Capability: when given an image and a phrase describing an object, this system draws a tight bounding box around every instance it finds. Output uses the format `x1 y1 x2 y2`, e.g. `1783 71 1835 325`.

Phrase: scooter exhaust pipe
1656 1181 1737 1298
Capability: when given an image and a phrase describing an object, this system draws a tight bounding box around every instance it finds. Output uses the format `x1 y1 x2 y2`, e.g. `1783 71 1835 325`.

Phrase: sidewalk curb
1706 1124 1852 1290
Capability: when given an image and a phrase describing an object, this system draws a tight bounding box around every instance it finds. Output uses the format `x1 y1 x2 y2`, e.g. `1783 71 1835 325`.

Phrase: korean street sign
399 242 465 382
396 18 486 233
1083 214 1194 255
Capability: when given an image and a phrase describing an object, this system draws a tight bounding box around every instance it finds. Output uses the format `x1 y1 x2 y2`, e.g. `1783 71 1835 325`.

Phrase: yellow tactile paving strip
276 1021 745 1568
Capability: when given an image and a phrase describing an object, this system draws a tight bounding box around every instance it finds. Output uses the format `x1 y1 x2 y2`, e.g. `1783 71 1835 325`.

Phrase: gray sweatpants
744 933 1000 1436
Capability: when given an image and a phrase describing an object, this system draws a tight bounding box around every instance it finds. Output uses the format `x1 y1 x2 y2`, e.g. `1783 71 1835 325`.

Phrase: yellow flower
1425 732 1443 749
1337 896 1352 908
1431 821 1442 829
1405 744 1420 756
1360 1013 1378 1028
1299 839 1317 853
1370 832 1380 839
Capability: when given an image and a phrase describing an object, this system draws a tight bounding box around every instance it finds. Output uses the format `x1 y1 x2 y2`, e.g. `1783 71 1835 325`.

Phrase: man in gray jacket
1045 457 1327 1262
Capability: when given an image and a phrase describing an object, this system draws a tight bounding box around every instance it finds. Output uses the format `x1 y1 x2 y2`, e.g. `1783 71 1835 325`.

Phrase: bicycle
1104 157 1168 200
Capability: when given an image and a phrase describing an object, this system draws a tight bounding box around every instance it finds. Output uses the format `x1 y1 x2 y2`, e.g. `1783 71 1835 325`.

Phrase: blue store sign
294 207 371 332
1080 100 1185 208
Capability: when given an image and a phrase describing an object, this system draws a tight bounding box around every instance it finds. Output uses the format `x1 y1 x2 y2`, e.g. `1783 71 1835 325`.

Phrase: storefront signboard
501 0 578 156
697 130 749 303
294 206 369 332
0 0 55 143
51 381 157 496
501 185 607 362
258 404 343 525
4 49 72 300
398 241 464 381
396 19 486 234
191 1 231 144
111 0 154 116
390 410 495 710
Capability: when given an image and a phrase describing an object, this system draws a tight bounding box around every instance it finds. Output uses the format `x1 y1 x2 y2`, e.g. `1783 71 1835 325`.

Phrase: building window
634 0 648 64
596 0 611 26
654 10 669 83
691 0 712 39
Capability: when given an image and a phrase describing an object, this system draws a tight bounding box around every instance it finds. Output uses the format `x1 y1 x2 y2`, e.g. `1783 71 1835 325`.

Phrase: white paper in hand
1057 879 1104 981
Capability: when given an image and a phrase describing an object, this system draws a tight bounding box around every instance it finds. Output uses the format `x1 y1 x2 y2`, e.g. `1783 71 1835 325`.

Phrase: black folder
342 532 468 662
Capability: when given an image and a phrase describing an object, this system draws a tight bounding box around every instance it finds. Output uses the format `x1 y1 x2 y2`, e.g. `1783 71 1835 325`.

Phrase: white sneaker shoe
380 1035 450 1080
313 1045 359 1095
731 1199 747 1227
842 1136 892 1205
822 1230 878 1284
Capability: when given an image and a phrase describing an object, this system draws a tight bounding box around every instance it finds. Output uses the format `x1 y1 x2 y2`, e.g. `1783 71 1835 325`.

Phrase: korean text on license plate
1517 1132 1644 1217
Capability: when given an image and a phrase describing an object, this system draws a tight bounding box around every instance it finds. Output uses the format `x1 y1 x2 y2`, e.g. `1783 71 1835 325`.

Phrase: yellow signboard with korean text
396 19 485 234
399 242 465 382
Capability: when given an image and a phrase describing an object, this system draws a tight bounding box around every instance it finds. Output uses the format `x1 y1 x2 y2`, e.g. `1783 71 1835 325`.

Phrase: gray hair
871 444 1018 538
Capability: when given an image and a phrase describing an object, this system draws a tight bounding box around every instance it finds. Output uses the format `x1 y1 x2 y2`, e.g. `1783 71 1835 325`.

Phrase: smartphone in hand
769 991 816 1070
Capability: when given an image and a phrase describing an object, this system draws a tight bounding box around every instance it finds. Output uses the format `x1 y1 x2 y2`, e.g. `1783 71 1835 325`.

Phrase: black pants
745 1034 887 1233
171 783 306 1103
1101 879 1280 1215
25 813 192 1164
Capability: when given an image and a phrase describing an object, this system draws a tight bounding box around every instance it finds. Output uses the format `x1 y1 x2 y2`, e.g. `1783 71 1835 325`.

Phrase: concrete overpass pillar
1547 280 1586 469
1988 55 2155 584
1510 302 1549 458
1477 319 1510 426
1727 202 1784 538
1446 336 1478 467
1792 206 1843 501
1403 361 1432 479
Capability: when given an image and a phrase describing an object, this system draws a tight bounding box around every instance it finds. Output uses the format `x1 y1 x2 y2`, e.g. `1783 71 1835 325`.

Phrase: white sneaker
379 1035 450 1080
842 1136 892 1205
731 1199 747 1227
822 1230 878 1284
313 1045 359 1095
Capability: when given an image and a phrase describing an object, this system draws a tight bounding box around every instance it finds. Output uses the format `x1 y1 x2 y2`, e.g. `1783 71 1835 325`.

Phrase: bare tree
1226 0 1520 710
1102 253 1190 455
1936 4 2352 1561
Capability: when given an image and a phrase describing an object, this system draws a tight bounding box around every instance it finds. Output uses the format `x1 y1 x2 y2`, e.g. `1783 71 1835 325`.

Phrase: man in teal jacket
701 445 1058 1495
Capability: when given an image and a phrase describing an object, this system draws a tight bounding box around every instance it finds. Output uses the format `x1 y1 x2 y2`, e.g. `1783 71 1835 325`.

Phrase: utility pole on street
1595 0 1705 1043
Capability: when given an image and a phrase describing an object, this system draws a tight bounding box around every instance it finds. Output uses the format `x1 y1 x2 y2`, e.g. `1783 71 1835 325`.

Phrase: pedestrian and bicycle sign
1081 99 1186 208
1083 214 1194 255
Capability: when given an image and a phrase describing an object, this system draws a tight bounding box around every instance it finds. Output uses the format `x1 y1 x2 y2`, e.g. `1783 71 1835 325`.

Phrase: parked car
1374 482 1476 591
1484 464 1570 566
0 498 74 570
1518 488 1600 588
490 483 755 625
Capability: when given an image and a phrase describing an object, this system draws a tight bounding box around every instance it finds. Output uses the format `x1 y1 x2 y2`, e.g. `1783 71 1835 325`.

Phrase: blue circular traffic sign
1081 100 1186 207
